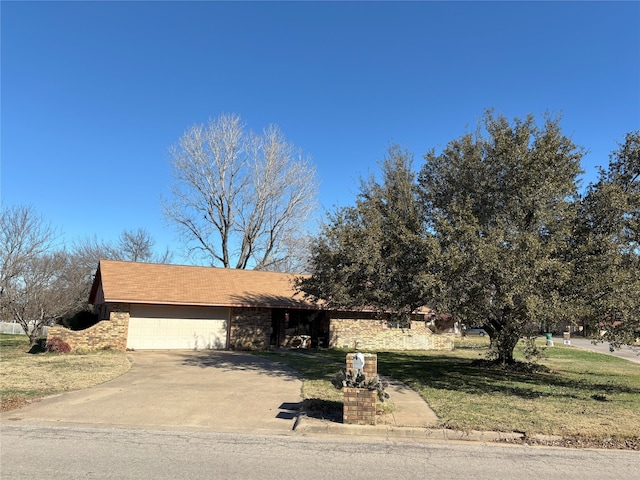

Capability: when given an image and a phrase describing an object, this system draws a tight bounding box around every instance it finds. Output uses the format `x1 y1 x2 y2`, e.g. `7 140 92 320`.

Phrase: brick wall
330 316 455 351
343 387 377 425
46 308 129 352
45 304 453 353
48 304 273 352
229 307 272 350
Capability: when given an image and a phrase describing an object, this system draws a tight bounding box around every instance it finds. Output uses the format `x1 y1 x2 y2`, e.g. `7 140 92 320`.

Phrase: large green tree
418 112 583 364
298 145 438 326
571 131 640 347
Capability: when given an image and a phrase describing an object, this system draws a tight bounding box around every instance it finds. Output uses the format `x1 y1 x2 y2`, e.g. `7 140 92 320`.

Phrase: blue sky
2 1 639 261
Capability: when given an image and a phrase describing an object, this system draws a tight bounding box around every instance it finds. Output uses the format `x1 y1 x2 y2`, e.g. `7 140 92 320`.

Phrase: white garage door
127 305 229 350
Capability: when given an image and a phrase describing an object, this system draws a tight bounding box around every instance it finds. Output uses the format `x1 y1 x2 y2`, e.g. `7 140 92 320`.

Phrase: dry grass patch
1 334 131 411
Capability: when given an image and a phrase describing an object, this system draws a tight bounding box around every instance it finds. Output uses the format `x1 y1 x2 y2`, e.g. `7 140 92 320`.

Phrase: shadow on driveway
2 350 303 434
177 350 302 381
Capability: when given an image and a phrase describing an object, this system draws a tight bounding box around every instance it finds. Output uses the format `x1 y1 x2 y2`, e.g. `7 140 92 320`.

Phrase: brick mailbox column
343 353 378 425
346 353 377 377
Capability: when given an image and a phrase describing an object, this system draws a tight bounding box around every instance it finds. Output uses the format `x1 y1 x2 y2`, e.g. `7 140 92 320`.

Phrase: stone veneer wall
46 306 130 352
229 307 271 350
330 316 455 351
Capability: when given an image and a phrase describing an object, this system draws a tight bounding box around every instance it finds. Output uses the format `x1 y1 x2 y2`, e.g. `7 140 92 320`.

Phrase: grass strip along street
256 337 640 450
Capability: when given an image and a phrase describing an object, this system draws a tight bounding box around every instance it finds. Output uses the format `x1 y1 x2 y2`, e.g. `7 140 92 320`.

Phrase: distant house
46 260 454 352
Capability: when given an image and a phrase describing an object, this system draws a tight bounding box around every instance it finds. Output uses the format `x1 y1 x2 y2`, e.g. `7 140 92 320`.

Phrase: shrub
522 336 545 362
331 368 390 402
59 310 99 331
46 337 71 353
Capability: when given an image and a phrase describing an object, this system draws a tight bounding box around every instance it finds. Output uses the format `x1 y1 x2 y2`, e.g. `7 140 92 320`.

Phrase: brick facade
47 302 454 353
46 304 274 352
46 307 130 352
229 307 272 350
330 316 455 351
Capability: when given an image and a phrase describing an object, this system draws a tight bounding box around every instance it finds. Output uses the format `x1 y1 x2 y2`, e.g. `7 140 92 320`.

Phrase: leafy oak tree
418 112 583 364
571 131 640 347
298 145 438 326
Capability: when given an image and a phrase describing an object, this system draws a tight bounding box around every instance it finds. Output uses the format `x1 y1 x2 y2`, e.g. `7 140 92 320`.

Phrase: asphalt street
2 424 639 480
1 344 638 479
562 337 640 364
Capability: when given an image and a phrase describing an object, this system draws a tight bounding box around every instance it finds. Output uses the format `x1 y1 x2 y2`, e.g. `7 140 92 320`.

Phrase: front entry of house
127 305 229 350
270 308 330 348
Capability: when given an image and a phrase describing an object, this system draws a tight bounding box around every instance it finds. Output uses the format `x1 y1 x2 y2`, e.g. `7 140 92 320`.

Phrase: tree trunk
492 323 520 365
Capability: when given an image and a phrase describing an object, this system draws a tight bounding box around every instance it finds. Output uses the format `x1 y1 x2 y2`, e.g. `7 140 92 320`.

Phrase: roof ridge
98 259 306 277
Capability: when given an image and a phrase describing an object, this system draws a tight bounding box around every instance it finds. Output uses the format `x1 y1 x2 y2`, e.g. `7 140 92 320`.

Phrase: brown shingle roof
89 260 315 309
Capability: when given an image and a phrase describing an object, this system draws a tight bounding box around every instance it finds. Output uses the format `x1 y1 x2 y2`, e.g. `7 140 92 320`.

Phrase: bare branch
163 114 318 270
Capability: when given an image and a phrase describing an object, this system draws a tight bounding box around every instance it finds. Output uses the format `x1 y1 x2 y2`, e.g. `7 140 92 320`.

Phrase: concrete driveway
2 351 303 434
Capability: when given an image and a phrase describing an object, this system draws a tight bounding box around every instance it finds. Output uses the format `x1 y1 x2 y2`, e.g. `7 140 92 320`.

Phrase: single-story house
46 260 454 352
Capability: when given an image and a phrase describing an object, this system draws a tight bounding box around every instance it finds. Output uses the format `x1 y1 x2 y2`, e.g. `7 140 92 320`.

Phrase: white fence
0 322 48 336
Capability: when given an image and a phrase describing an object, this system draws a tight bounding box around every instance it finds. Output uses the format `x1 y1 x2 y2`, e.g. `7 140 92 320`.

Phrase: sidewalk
294 378 531 443
294 377 555 444
287 351 564 444
293 371 532 443
279 350 439 429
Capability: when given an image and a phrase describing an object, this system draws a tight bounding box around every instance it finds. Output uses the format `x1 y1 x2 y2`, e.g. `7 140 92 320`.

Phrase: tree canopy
418 112 584 363
570 131 640 348
300 112 640 365
298 146 439 326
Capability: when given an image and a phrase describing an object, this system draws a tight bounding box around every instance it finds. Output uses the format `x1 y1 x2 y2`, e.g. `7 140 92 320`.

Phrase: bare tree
0 205 64 344
163 114 318 270
116 228 153 262
115 228 172 263
2 252 80 345
260 232 313 273
1 206 173 344
68 228 173 312
0 205 57 298
71 228 172 270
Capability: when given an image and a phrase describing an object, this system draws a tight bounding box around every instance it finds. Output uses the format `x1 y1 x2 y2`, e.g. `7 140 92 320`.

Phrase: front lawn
258 340 640 449
0 334 131 411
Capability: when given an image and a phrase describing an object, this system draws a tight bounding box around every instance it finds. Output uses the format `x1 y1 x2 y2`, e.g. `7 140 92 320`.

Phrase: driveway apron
2 351 303 434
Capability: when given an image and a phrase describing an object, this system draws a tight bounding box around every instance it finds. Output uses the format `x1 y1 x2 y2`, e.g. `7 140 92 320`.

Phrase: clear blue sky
2 1 639 261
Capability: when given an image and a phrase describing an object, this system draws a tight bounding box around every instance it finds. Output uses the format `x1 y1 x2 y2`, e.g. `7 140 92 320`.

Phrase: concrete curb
294 415 563 444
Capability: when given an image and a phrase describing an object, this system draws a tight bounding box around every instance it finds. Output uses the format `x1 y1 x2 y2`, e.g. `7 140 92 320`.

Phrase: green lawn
257 339 640 447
